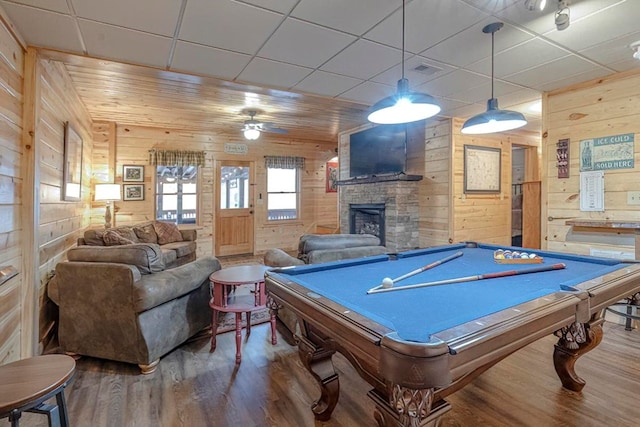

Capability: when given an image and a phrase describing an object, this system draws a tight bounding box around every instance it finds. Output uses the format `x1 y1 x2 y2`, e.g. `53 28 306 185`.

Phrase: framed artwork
63 121 83 201
464 145 501 193
123 165 144 182
123 184 144 201
326 161 338 193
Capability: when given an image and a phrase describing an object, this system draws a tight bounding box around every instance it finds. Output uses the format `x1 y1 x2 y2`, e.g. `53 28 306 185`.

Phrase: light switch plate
627 191 640 205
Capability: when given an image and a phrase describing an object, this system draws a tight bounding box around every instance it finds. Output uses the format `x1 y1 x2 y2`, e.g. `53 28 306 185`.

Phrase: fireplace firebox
349 203 385 246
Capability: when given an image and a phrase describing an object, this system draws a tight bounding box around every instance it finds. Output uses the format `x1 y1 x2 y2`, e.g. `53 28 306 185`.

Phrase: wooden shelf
566 219 640 260
565 219 640 229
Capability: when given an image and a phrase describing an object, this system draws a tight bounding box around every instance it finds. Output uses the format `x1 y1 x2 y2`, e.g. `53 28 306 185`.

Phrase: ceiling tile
364 0 486 53
609 58 640 73
171 41 251 80
240 0 298 14
320 39 400 80
0 3 83 52
466 38 569 78
78 20 172 68
338 80 393 105
538 67 612 92
70 0 181 37
545 1 640 52
507 55 607 88
179 0 283 55
1 0 69 13
443 102 486 119
293 71 362 98
421 20 534 67
579 30 640 67
257 18 356 68
237 57 312 89
371 55 456 87
448 80 523 104
291 0 398 36
416 69 489 97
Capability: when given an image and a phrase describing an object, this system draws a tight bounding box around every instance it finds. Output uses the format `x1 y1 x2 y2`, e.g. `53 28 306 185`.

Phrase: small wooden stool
0 355 76 427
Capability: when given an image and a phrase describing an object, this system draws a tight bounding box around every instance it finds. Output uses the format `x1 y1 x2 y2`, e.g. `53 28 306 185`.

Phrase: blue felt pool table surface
272 242 626 342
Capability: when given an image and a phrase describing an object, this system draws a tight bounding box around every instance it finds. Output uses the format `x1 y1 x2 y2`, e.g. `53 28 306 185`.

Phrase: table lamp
94 183 121 228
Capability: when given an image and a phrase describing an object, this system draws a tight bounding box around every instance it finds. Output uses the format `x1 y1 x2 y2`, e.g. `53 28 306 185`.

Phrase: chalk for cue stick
382 277 394 288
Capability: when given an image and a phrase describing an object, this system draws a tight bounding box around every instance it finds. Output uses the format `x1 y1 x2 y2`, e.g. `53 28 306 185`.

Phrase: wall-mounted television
349 123 421 178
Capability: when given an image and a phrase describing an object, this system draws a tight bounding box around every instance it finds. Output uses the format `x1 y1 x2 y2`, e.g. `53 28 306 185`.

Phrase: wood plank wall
35 57 94 351
0 16 24 363
451 117 513 245
543 68 640 256
419 118 453 247
90 124 338 256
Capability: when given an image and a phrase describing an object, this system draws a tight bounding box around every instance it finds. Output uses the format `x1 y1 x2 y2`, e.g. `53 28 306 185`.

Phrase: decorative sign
224 143 248 155
556 138 569 179
579 133 634 171
580 171 604 212
326 161 338 193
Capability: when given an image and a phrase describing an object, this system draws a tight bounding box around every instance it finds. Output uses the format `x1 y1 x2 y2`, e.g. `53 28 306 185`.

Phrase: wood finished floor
19 321 639 427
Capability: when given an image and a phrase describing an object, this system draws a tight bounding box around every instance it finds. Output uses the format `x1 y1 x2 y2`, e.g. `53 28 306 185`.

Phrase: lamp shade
368 78 441 125
461 98 528 134
94 183 121 201
243 128 260 140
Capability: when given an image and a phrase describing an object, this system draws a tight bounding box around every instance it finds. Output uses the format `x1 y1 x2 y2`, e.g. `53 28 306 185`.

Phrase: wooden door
215 160 254 256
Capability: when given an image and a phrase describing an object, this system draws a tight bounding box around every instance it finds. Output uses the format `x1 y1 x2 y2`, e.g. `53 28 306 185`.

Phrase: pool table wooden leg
553 320 604 392
296 334 339 422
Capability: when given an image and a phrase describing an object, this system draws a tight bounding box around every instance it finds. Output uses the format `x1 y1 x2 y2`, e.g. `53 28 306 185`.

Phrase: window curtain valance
264 156 305 170
148 149 205 167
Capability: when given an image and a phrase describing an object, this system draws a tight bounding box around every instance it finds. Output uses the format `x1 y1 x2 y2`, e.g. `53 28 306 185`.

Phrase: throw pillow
103 229 135 246
153 221 184 245
113 227 139 243
134 223 158 244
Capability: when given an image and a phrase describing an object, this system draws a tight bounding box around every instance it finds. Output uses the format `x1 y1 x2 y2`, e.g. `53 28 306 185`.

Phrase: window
156 166 198 224
267 167 299 220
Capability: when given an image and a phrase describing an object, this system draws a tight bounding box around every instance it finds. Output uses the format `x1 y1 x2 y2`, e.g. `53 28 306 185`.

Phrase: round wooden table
0 354 76 427
209 265 277 364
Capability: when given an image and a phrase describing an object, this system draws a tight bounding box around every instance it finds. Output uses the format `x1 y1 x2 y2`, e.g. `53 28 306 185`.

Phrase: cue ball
382 277 394 288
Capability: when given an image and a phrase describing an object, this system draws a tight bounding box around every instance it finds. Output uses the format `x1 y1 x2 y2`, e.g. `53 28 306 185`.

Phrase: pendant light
367 0 440 124
461 22 527 134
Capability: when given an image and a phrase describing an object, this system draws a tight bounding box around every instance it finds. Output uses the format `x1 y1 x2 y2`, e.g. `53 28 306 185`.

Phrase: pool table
264 242 640 427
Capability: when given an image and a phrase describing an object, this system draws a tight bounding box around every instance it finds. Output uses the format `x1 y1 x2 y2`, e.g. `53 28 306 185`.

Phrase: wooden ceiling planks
38 49 370 142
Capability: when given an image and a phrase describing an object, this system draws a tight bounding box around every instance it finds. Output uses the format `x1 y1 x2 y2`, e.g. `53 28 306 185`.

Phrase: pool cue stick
367 251 464 293
367 263 566 294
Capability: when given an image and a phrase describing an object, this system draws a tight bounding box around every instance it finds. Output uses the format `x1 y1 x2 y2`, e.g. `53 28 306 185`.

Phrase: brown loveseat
48 239 220 374
264 234 387 338
78 220 197 268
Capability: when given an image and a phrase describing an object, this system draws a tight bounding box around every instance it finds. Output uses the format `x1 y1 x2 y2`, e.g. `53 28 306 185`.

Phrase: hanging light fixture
461 22 527 135
367 0 440 124
243 127 260 140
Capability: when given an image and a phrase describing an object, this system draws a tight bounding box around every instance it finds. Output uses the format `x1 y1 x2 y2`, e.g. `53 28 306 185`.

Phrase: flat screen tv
349 124 409 178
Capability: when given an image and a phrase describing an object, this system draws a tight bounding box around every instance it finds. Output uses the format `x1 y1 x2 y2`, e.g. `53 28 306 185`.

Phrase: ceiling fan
242 110 289 140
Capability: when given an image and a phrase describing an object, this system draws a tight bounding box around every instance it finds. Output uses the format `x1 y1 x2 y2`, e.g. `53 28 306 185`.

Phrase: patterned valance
264 156 305 170
148 150 205 167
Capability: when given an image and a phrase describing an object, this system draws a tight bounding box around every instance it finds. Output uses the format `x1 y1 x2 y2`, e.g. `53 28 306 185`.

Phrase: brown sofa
78 220 197 268
264 234 387 338
48 242 220 374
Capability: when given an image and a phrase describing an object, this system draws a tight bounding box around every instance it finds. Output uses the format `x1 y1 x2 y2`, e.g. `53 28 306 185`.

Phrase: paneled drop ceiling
1 0 639 141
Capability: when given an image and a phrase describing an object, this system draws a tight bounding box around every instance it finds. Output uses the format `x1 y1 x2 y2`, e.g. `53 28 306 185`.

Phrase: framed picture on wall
62 121 83 201
326 161 338 193
123 184 144 201
464 145 501 193
123 165 144 182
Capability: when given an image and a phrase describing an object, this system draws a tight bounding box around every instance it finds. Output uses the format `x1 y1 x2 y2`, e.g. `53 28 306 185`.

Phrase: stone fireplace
349 203 386 246
339 176 421 252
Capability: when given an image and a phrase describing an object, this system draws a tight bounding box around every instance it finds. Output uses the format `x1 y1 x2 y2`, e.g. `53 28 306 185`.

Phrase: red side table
209 265 277 364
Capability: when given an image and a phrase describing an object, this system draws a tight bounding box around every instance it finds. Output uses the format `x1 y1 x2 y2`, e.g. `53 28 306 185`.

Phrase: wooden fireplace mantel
337 173 423 186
